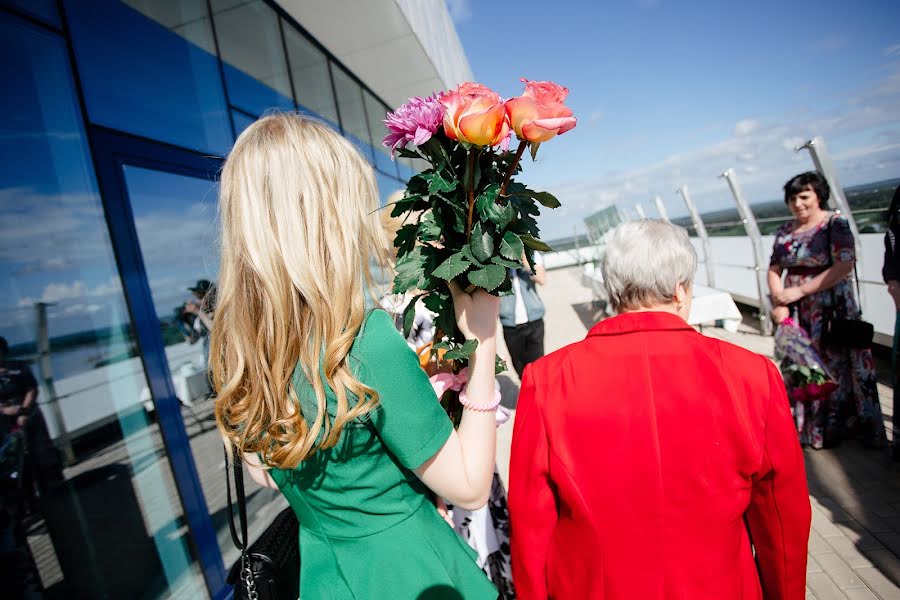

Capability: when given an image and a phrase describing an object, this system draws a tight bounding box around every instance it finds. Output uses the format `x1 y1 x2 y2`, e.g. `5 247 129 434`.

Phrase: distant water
15 339 136 381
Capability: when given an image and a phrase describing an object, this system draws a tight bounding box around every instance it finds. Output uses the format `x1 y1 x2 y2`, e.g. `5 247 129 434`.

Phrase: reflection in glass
211 0 294 115
63 0 232 156
232 109 257 138
283 23 339 126
331 65 375 163
364 90 400 178
126 166 286 572
1 13 206 598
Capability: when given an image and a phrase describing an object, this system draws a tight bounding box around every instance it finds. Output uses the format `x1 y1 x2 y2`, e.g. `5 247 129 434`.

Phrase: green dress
268 310 498 600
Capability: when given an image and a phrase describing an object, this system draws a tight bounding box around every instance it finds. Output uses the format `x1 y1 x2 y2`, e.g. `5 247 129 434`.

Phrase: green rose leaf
426 171 457 194
532 191 560 209
389 194 425 218
402 296 418 338
394 224 418 257
469 222 494 264
418 211 442 242
520 234 553 252
395 147 421 160
491 255 522 269
392 247 425 293
432 251 471 281
467 264 506 291
494 354 508 375
499 231 524 260
494 202 516 230
444 339 479 360
475 183 502 221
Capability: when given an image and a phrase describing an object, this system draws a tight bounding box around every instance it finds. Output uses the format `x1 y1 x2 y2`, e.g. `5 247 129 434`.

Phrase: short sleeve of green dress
267 310 497 600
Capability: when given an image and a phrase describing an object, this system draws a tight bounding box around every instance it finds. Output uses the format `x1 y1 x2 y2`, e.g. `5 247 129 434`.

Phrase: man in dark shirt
0 337 62 500
882 184 900 461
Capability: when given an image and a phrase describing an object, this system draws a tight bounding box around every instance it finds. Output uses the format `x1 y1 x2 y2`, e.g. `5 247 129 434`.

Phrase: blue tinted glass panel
63 0 231 156
231 110 257 138
211 0 294 115
331 65 375 163
2 0 59 25
364 91 400 178
0 14 206 598
283 22 339 127
375 171 404 206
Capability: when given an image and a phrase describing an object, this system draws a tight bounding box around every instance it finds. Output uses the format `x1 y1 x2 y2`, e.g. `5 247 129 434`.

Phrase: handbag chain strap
224 445 259 600
824 214 863 318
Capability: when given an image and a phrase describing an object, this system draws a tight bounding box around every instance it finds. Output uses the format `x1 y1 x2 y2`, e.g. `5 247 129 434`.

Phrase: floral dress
770 214 886 448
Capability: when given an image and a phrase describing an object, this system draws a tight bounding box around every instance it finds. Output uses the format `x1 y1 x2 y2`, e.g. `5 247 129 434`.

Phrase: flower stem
465 150 476 240
499 140 528 197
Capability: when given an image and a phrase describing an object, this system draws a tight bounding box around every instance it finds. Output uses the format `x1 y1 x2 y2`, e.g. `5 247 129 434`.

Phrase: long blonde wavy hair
211 113 388 468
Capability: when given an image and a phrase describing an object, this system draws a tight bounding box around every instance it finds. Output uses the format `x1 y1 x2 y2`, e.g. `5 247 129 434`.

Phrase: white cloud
63 303 103 316
734 119 760 136
590 111 605 124
884 43 900 58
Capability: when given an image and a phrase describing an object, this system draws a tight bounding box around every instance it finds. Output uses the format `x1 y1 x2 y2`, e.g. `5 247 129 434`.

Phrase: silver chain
240 556 259 600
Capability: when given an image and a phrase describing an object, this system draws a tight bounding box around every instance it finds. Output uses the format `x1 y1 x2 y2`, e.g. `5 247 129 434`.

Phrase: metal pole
654 195 670 222
677 185 715 288
634 204 646 219
721 169 774 335
35 302 75 465
796 136 865 306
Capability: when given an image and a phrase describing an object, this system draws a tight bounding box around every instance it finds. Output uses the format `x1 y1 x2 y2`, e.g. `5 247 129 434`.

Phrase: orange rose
505 78 577 143
439 82 510 148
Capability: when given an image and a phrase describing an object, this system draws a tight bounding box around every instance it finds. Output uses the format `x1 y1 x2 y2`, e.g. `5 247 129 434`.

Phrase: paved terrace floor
494 265 900 600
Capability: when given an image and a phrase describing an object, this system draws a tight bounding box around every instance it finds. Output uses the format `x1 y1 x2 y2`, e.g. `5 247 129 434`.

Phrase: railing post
677 185 715 287
36 302 76 465
634 204 646 219
796 136 865 307
721 169 774 335
654 195 670 222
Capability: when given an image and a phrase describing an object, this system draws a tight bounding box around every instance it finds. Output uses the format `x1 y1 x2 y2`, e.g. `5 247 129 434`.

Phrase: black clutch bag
823 315 874 349
225 447 300 600
821 217 874 350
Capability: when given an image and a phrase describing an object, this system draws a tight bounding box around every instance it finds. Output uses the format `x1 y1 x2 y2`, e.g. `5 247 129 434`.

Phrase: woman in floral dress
768 171 886 449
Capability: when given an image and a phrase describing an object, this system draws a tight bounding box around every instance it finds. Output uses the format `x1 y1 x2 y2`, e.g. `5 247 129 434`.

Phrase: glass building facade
0 1 414 597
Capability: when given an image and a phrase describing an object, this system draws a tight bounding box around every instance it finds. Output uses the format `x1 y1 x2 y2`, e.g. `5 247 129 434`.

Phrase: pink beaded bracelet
458 387 502 412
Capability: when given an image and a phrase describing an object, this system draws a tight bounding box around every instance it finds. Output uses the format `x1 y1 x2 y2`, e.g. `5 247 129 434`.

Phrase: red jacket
509 311 810 599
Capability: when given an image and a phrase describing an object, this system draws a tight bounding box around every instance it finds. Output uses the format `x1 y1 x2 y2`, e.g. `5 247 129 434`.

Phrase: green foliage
402 296 418 338
444 339 479 360
388 131 564 372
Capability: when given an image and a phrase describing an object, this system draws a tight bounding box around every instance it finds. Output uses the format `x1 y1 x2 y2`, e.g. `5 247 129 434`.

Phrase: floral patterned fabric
770 214 886 448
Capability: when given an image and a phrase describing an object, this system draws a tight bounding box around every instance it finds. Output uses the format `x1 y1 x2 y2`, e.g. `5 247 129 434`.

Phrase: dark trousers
503 318 545 379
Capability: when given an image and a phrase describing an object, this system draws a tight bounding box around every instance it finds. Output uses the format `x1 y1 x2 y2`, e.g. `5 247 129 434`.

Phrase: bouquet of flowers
774 317 838 403
382 79 576 419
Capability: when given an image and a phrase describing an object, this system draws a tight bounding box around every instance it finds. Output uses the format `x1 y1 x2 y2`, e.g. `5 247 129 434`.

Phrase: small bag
822 216 874 350
225 446 300 600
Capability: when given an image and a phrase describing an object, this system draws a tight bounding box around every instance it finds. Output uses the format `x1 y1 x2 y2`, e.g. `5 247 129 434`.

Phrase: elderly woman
768 171 885 449
509 220 810 600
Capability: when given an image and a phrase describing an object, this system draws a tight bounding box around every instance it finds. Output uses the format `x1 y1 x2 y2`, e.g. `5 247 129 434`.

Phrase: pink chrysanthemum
383 94 445 158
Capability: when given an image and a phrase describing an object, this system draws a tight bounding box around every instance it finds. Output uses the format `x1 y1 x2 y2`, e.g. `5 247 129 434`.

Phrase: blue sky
448 0 900 240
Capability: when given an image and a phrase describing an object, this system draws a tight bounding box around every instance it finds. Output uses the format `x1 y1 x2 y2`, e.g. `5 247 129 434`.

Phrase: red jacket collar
587 311 695 338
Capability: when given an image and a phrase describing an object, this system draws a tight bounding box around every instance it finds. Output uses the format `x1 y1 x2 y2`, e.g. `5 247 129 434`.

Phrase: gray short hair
601 219 697 312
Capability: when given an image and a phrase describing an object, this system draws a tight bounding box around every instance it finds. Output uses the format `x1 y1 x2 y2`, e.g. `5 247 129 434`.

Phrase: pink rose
439 83 510 148
505 78 577 143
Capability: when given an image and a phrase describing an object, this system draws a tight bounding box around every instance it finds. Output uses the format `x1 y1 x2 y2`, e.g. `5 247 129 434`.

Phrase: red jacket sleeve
509 365 557 600
746 359 811 600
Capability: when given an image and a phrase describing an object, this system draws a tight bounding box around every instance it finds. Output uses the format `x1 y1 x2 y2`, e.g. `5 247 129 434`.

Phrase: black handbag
822 216 874 349
225 447 300 600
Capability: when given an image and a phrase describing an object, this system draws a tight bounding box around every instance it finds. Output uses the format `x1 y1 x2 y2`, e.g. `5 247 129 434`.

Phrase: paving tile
811 530 836 555
815 505 847 538
835 523 889 550
854 567 900 600
841 586 880 600
824 534 877 569
807 572 850 600
860 548 900 586
816 552 866 589
872 532 900 557
809 554 824 573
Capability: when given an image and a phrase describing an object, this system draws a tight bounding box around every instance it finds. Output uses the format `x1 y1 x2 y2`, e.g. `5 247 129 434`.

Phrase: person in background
183 279 215 365
499 253 545 378
0 336 62 512
882 184 900 461
211 114 500 599
509 220 810 600
768 171 885 449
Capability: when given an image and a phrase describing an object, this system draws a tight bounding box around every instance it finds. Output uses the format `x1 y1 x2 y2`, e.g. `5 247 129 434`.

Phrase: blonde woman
211 114 500 599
